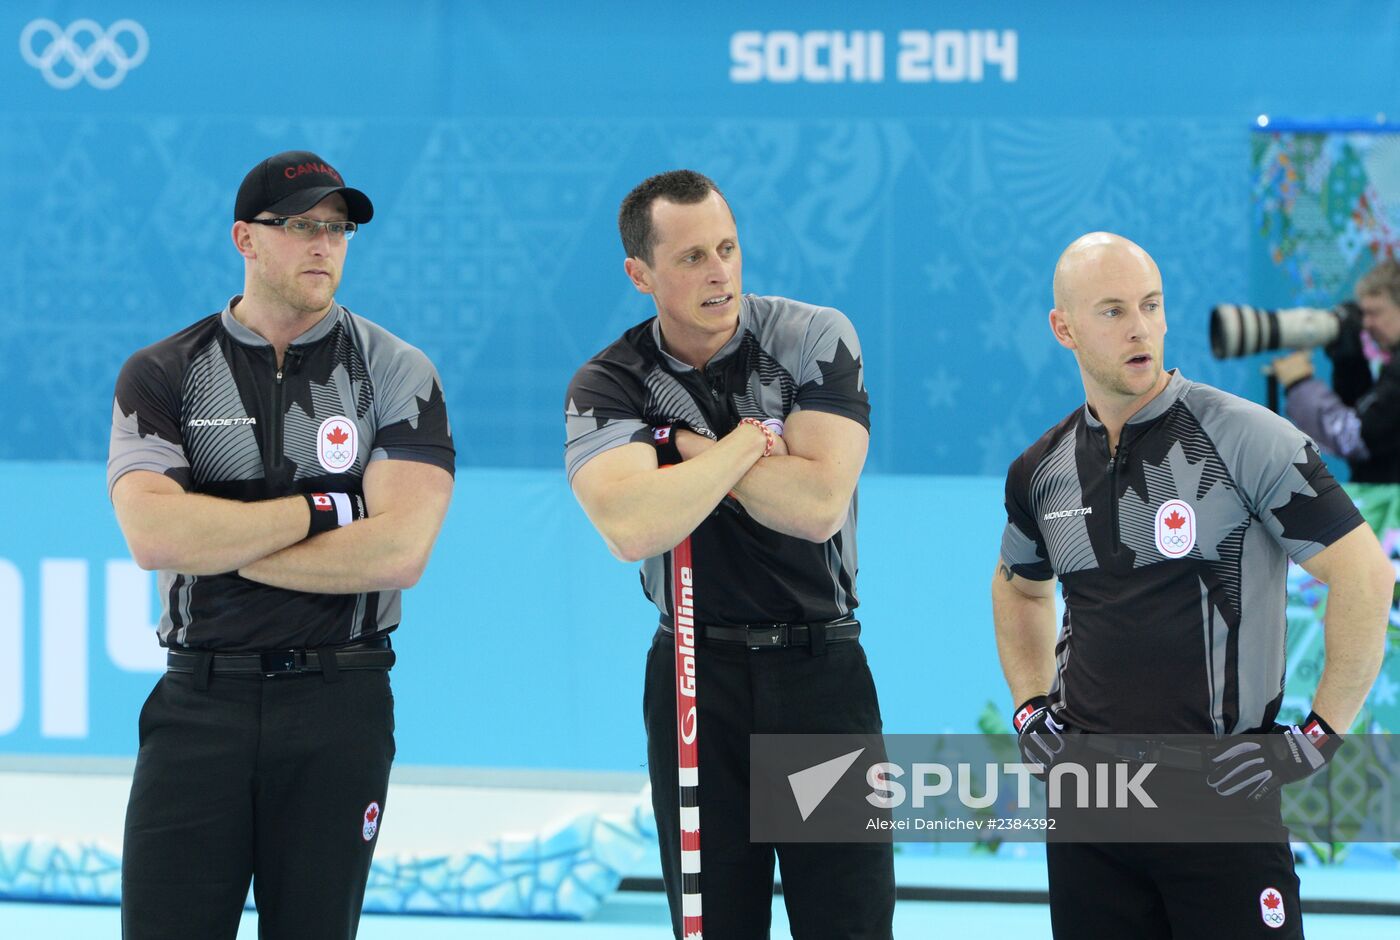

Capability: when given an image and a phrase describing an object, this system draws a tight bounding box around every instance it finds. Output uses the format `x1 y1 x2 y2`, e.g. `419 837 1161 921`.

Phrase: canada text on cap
234 150 373 224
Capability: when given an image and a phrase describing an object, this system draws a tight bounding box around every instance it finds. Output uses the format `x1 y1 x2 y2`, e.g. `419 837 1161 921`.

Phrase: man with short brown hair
566 169 894 938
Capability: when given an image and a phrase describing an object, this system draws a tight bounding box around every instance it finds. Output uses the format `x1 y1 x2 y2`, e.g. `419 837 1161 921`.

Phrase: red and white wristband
739 416 777 457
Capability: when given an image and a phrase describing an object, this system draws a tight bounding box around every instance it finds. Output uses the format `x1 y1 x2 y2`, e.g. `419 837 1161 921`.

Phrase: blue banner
0 462 1011 769
4 2 1399 772
4 3 1399 474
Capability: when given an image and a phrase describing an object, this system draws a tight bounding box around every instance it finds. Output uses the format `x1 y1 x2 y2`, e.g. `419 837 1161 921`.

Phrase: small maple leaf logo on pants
362 801 382 842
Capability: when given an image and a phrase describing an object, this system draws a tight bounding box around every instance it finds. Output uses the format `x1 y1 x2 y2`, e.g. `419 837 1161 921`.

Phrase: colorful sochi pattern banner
1252 130 1400 306
2 3 1397 475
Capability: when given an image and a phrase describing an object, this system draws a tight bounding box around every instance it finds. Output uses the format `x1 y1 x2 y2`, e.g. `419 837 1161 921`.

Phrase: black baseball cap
234 150 374 224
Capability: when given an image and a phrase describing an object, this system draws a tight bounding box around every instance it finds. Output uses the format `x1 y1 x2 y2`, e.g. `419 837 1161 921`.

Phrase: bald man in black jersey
994 232 1392 938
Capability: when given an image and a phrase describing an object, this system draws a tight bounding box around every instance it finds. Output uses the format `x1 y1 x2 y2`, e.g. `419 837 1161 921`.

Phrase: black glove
1206 712 1341 801
1013 695 1068 770
305 492 367 537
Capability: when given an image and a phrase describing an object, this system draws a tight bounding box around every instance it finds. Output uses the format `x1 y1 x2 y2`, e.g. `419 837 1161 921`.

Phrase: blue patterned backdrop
5 2 1399 474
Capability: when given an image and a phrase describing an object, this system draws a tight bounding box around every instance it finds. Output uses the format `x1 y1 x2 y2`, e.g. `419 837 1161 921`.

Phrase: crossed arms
570 409 869 562
111 458 453 593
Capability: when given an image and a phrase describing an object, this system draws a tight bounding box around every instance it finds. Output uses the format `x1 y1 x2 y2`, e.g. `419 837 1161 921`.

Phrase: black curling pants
1047 840 1303 938
644 628 895 940
1044 758 1303 939
121 668 395 940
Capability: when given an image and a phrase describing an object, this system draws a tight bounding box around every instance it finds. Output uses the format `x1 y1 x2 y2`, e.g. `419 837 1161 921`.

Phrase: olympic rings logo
1154 500 1195 559
19 19 149 90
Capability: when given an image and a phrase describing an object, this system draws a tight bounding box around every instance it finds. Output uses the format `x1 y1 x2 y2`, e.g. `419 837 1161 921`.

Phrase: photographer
1273 259 1400 482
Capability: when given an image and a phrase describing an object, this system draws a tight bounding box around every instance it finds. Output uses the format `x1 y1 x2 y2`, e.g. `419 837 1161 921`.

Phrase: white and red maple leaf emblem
326 425 350 446
1263 892 1280 910
1164 510 1186 530
366 805 378 823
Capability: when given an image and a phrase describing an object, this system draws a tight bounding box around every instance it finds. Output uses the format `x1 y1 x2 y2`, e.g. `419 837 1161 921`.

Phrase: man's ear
1049 307 1076 351
624 256 653 295
232 221 257 260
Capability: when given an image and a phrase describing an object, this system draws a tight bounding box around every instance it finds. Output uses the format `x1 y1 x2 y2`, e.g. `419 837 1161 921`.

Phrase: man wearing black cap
108 150 455 939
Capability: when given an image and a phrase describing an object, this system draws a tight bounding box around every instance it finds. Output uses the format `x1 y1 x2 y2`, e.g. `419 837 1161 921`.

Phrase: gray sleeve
564 362 651 483
363 335 455 475
791 306 871 429
1195 390 1363 563
107 353 191 499
1002 454 1054 580
1000 520 1051 575
1284 378 1370 461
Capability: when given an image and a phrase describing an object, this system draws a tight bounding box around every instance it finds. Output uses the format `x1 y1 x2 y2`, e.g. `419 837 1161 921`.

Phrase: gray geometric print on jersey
735 332 798 420
640 330 801 437
1028 430 1095 574
562 399 643 483
183 338 263 486
1227 523 1292 732
1120 438 1244 567
108 398 189 490
643 366 712 438
158 567 196 647
284 323 375 481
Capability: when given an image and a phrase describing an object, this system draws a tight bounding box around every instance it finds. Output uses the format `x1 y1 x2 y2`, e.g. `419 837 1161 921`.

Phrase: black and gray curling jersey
565 294 870 626
1001 370 1363 736
108 298 454 651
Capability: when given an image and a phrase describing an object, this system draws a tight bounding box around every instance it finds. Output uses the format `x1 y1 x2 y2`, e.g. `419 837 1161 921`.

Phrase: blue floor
5 895 1399 939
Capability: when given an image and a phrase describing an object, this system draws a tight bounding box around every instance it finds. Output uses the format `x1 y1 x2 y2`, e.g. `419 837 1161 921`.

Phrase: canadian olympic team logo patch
1259 887 1285 928
1154 499 1196 558
317 416 357 473
362 802 381 842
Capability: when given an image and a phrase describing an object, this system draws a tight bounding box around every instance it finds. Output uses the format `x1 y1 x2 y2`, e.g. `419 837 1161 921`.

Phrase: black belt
1079 734 1206 772
166 635 395 678
660 617 860 649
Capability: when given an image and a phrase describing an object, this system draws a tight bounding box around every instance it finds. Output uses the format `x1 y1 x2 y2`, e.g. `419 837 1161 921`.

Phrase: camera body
1209 301 1363 360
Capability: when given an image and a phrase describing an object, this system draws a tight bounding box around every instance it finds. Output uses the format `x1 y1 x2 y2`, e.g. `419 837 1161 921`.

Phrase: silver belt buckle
749 624 788 649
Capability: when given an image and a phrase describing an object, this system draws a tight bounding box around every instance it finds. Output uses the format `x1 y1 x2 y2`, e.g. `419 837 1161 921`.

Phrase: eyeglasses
248 216 358 241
